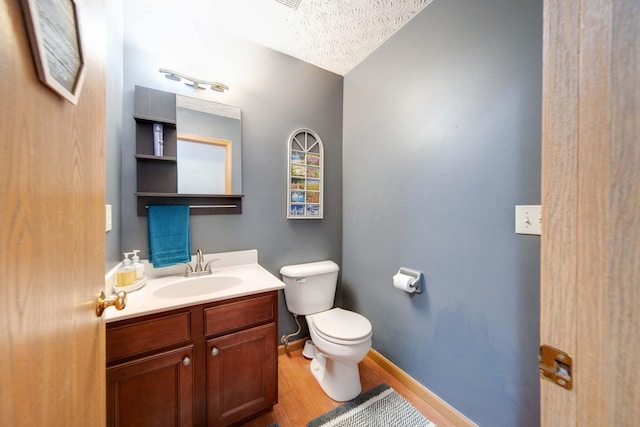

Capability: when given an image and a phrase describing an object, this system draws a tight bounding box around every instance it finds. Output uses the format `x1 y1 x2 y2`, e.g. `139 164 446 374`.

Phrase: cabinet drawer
107 312 191 362
205 294 274 337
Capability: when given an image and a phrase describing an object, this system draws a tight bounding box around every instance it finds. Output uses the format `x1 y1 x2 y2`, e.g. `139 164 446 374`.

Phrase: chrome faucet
184 249 218 277
195 249 205 272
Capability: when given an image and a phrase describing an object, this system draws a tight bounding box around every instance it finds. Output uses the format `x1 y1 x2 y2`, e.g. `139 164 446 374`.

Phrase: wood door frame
541 0 639 425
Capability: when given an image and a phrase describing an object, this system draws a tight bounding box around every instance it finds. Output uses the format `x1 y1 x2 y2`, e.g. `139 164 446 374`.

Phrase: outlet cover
515 205 541 235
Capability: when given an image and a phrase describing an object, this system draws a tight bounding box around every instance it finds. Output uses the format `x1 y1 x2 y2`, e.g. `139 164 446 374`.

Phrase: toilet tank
280 260 339 315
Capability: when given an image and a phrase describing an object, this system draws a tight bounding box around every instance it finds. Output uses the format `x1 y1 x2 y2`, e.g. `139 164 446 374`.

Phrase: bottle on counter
116 253 136 287
131 250 144 280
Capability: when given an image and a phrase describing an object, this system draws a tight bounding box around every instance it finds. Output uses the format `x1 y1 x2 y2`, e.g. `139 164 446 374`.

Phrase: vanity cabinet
106 291 278 426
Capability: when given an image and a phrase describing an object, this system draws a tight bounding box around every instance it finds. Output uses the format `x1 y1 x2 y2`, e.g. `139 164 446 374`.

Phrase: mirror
177 133 231 194
176 94 242 194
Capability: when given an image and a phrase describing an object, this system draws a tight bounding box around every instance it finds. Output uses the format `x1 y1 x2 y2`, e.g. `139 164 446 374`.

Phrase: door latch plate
539 344 573 390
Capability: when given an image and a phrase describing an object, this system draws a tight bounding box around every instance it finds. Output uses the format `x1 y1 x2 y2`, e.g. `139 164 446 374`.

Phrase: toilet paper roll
393 273 417 293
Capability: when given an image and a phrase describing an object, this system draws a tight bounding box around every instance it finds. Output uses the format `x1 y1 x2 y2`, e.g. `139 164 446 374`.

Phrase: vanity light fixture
159 68 229 92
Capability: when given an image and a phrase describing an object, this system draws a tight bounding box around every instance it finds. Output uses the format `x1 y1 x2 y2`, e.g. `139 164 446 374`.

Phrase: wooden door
207 323 277 426
0 0 106 426
106 346 194 427
541 0 639 425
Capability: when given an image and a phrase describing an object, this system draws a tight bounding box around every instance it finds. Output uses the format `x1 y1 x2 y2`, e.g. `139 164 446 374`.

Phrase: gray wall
112 0 343 338
105 0 123 270
342 0 541 425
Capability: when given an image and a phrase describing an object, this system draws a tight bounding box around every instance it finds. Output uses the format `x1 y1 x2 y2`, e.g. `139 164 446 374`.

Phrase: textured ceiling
210 0 434 75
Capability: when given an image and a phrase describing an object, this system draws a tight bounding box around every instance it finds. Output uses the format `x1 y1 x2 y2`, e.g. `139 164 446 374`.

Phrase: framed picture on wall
20 0 86 104
286 128 324 219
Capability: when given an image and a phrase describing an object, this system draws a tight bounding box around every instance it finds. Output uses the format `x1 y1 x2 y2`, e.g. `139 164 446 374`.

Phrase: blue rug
307 384 436 427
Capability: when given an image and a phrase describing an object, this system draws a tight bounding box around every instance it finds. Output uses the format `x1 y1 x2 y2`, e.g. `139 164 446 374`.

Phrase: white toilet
280 260 372 402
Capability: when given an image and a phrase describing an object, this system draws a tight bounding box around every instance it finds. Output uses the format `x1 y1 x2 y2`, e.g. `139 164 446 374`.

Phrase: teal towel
148 205 191 268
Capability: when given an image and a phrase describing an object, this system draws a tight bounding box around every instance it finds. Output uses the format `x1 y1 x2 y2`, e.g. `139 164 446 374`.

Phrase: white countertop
105 250 285 323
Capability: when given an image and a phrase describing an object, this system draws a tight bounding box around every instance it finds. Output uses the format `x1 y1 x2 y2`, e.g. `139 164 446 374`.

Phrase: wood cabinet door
207 323 276 426
107 346 194 427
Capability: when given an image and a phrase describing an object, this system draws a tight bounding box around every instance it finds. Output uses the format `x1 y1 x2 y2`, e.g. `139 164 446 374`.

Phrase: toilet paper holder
396 267 424 294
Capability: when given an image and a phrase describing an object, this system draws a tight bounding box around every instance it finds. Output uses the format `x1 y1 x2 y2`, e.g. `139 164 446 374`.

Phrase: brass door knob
95 291 127 317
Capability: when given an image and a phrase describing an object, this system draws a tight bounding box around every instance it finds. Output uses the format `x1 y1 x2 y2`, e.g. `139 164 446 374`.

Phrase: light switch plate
105 204 112 232
515 205 541 235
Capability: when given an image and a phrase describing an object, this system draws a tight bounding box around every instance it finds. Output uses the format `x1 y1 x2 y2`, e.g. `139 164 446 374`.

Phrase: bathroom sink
153 275 243 298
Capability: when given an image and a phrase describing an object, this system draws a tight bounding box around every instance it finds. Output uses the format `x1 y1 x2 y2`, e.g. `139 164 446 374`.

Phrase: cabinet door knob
182 356 191 366
211 347 219 357
95 291 127 317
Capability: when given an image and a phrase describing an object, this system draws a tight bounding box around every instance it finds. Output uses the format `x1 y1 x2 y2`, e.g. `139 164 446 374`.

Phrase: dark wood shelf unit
134 86 176 123
134 154 177 162
134 86 178 196
136 162 178 194
134 120 177 157
133 85 243 216
132 114 176 126
136 193 243 216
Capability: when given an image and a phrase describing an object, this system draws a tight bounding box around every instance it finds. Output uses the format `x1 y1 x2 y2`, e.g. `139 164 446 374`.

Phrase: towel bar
145 205 238 209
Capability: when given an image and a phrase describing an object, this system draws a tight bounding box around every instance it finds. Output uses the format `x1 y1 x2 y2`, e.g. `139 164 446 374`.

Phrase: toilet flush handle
295 277 306 284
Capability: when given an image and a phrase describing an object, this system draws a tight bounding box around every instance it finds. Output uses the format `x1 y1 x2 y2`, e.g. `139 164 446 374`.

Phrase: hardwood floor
240 346 457 427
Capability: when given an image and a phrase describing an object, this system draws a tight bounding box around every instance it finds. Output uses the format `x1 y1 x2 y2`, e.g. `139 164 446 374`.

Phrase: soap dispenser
131 250 144 280
116 253 136 287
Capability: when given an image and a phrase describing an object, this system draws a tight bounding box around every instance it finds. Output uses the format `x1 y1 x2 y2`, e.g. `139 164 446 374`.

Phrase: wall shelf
133 114 176 126
135 154 177 162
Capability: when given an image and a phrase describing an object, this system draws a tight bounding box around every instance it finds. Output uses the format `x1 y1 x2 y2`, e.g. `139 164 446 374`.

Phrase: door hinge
539 344 573 390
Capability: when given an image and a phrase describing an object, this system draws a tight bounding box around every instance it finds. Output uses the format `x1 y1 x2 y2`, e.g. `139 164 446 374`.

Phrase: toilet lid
311 308 372 342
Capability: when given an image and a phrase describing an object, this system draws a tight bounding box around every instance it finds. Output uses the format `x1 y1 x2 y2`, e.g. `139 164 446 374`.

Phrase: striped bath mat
307 383 437 427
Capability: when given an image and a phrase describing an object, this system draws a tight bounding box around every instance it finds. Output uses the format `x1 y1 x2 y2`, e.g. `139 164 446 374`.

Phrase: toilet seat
309 308 372 345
